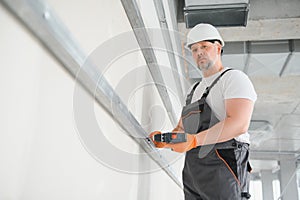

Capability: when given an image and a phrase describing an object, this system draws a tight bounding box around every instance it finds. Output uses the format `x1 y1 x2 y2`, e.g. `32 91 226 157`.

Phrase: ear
216 43 222 55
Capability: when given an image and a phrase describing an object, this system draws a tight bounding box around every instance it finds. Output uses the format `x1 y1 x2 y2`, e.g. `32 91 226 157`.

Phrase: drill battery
153 132 187 144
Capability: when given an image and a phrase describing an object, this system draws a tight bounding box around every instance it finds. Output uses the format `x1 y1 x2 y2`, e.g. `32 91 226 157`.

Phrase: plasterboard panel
294 103 300 114
282 52 300 76
247 53 289 76
222 54 246 71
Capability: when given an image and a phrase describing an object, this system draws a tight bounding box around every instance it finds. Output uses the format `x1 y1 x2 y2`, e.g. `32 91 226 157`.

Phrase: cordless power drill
153 132 187 144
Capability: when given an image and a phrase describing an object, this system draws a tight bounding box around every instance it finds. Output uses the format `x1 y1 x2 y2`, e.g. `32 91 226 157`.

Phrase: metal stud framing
120 0 178 126
153 0 184 102
0 0 182 188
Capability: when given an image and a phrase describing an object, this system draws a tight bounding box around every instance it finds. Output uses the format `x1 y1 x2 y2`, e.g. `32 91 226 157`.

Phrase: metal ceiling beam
178 18 300 43
153 0 184 103
279 40 295 77
120 0 177 126
250 150 300 160
182 39 300 79
0 0 182 188
219 18 300 41
243 41 251 73
223 40 299 54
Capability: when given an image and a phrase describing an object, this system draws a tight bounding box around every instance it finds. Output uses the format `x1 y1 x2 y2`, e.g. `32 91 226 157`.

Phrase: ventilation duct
184 0 250 28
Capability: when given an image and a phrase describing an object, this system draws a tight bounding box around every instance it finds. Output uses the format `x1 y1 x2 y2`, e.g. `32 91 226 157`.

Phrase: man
150 23 257 200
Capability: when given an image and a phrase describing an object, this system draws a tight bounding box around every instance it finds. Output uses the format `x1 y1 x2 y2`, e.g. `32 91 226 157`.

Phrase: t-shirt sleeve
223 70 257 102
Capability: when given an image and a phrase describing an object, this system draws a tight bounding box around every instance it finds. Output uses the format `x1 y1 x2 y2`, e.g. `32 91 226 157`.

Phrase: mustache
197 55 207 60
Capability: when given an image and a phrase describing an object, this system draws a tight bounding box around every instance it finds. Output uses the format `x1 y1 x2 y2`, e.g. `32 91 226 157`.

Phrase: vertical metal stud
279 39 295 77
243 41 251 74
153 0 184 102
120 0 178 126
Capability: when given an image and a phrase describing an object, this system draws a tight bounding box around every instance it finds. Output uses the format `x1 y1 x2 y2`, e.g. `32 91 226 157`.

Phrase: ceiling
176 0 300 173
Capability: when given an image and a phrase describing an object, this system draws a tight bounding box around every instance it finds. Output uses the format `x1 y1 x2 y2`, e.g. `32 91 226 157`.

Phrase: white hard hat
186 23 225 49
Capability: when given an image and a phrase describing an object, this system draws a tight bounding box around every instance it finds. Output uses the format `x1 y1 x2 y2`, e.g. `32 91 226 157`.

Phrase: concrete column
261 170 274 200
279 159 299 200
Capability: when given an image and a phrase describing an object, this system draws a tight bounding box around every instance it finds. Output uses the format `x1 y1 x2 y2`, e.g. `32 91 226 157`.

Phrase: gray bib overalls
181 69 252 200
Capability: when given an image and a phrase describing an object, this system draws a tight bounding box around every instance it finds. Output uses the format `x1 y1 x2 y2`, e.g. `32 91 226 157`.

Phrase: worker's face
190 41 220 70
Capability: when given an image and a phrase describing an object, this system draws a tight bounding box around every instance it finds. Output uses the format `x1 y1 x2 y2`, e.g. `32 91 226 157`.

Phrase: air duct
184 0 250 28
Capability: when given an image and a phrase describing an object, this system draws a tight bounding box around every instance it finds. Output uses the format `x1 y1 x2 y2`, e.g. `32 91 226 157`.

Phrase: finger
155 142 167 148
149 131 161 140
172 131 184 133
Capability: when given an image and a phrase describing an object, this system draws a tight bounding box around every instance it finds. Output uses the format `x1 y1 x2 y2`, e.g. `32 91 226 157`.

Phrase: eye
191 48 197 53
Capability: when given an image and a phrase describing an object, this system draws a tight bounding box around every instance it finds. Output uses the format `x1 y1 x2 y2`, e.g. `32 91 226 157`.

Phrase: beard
197 58 215 71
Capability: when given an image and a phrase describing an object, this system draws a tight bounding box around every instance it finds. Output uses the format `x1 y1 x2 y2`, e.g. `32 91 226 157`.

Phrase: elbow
225 116 251 137
228 117 250 136
238 121 251 135
240 126 248 135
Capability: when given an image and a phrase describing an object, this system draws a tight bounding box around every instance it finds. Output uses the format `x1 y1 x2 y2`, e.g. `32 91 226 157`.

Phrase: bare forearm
196 98 254 146
195 117 249 146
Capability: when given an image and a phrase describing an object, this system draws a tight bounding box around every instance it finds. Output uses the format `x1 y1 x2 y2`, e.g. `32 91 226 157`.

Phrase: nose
195 48 204 57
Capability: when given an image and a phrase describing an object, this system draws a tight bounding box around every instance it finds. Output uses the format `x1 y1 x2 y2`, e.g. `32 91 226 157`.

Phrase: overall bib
181 69 251 200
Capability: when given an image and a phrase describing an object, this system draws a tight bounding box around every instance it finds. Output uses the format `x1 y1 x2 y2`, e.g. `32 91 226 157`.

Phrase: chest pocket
181 98 215 134
181 69 233 134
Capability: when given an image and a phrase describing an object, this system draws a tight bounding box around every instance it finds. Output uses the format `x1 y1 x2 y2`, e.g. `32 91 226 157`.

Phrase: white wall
0 0 184 199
